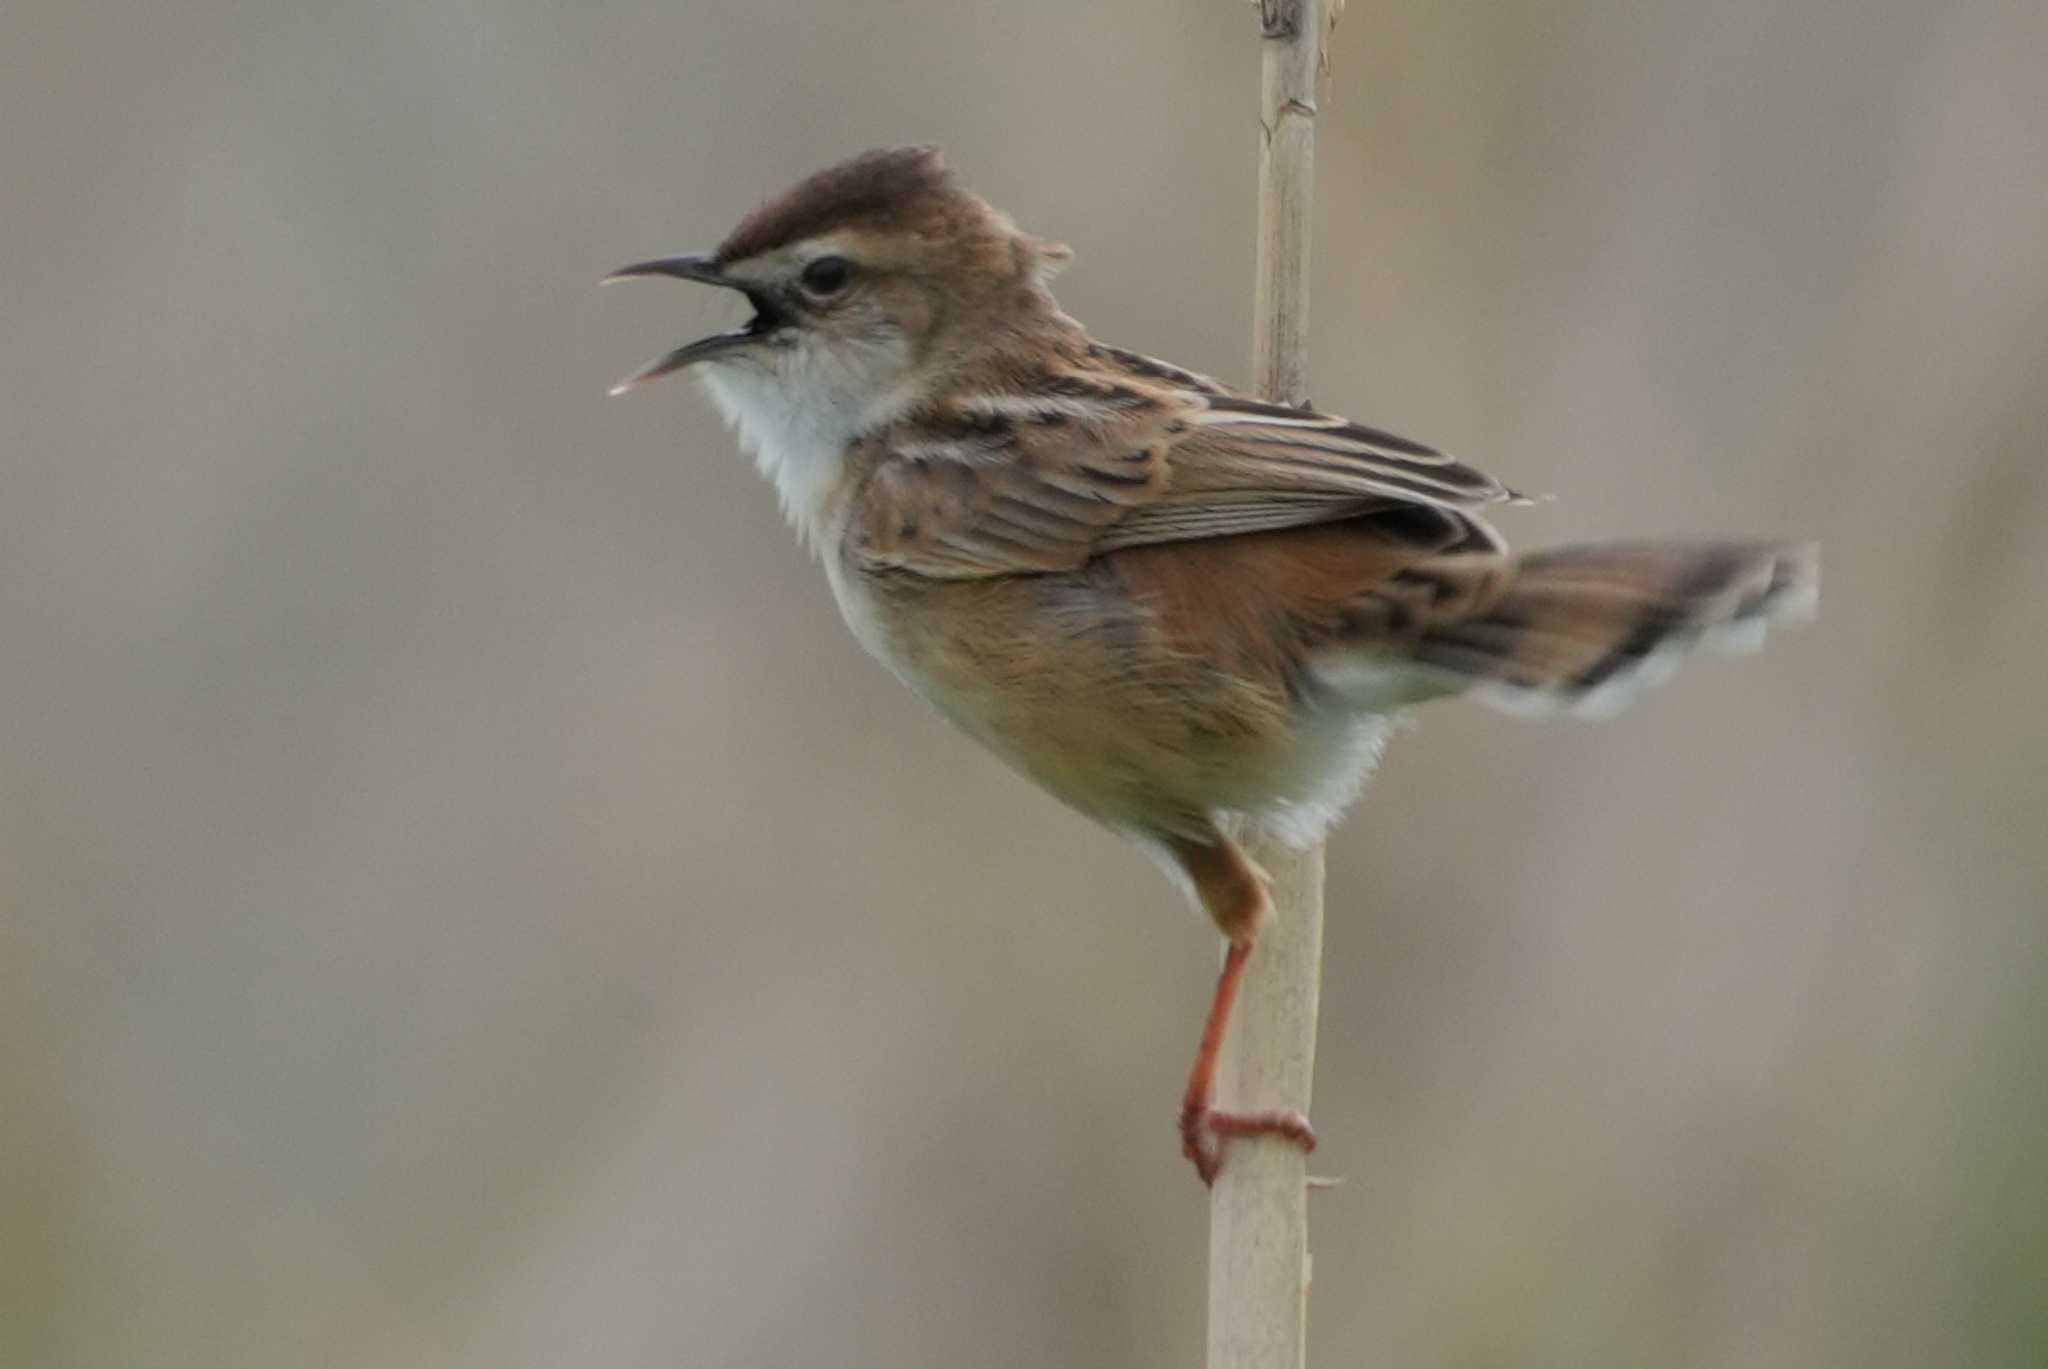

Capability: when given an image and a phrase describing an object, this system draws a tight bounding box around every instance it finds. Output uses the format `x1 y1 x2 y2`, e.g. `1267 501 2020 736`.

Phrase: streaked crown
717 145 1070 286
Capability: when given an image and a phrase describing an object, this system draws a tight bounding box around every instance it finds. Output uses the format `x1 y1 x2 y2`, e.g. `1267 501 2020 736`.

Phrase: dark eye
800 255 852 296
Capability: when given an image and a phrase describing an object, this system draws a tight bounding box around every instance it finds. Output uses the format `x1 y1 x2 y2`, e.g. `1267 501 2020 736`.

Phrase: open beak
603 253 774 394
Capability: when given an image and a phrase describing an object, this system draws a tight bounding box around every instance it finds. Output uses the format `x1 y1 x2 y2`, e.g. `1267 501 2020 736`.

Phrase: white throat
695 339 917 551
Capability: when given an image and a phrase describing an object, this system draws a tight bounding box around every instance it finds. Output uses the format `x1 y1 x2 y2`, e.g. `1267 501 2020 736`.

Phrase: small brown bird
607 146 1817 1184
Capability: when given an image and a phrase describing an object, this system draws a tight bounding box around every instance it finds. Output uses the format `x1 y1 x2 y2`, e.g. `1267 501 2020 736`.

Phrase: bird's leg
1177 935 1318 1184
1169 836 1318 1186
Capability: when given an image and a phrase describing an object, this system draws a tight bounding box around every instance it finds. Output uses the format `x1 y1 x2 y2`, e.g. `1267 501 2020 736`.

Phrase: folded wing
852 354 1518 579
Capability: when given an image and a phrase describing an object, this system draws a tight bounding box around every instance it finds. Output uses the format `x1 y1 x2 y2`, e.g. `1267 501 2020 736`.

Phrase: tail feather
1408 541 1817 718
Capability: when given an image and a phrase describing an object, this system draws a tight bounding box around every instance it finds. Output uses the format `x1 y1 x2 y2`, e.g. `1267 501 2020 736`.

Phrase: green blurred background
5 2 2044 1366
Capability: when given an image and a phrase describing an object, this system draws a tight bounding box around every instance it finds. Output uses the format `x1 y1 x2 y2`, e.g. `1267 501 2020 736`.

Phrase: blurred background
5 2 2044 1366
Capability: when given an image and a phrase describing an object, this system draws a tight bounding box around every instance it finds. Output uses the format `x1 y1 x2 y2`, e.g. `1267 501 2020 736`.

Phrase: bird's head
607 146 1072 436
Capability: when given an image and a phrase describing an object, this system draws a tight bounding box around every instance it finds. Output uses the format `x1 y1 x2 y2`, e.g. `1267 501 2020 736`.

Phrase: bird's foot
1178 1102 1317 1187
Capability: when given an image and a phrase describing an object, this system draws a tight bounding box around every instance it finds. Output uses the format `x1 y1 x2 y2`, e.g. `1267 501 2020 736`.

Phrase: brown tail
1405 541 1818 718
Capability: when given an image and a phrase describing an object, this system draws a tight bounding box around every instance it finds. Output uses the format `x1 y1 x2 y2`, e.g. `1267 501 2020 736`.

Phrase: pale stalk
1208 4 1339 1369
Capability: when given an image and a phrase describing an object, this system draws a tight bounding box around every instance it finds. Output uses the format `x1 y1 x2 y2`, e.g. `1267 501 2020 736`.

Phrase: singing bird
607 146 1816 1184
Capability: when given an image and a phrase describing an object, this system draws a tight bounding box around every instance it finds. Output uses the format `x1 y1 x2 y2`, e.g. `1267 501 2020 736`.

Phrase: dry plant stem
1208 5 1336 1369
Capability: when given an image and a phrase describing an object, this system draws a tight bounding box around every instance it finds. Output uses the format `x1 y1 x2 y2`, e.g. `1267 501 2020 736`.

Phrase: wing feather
850 352 1518 579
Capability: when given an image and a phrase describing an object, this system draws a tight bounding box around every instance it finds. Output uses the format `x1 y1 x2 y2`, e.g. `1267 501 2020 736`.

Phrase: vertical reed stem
1208 4 1336 1368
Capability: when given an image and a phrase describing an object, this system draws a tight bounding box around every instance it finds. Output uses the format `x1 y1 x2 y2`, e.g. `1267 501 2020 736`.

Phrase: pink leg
1177 937 1316 1186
